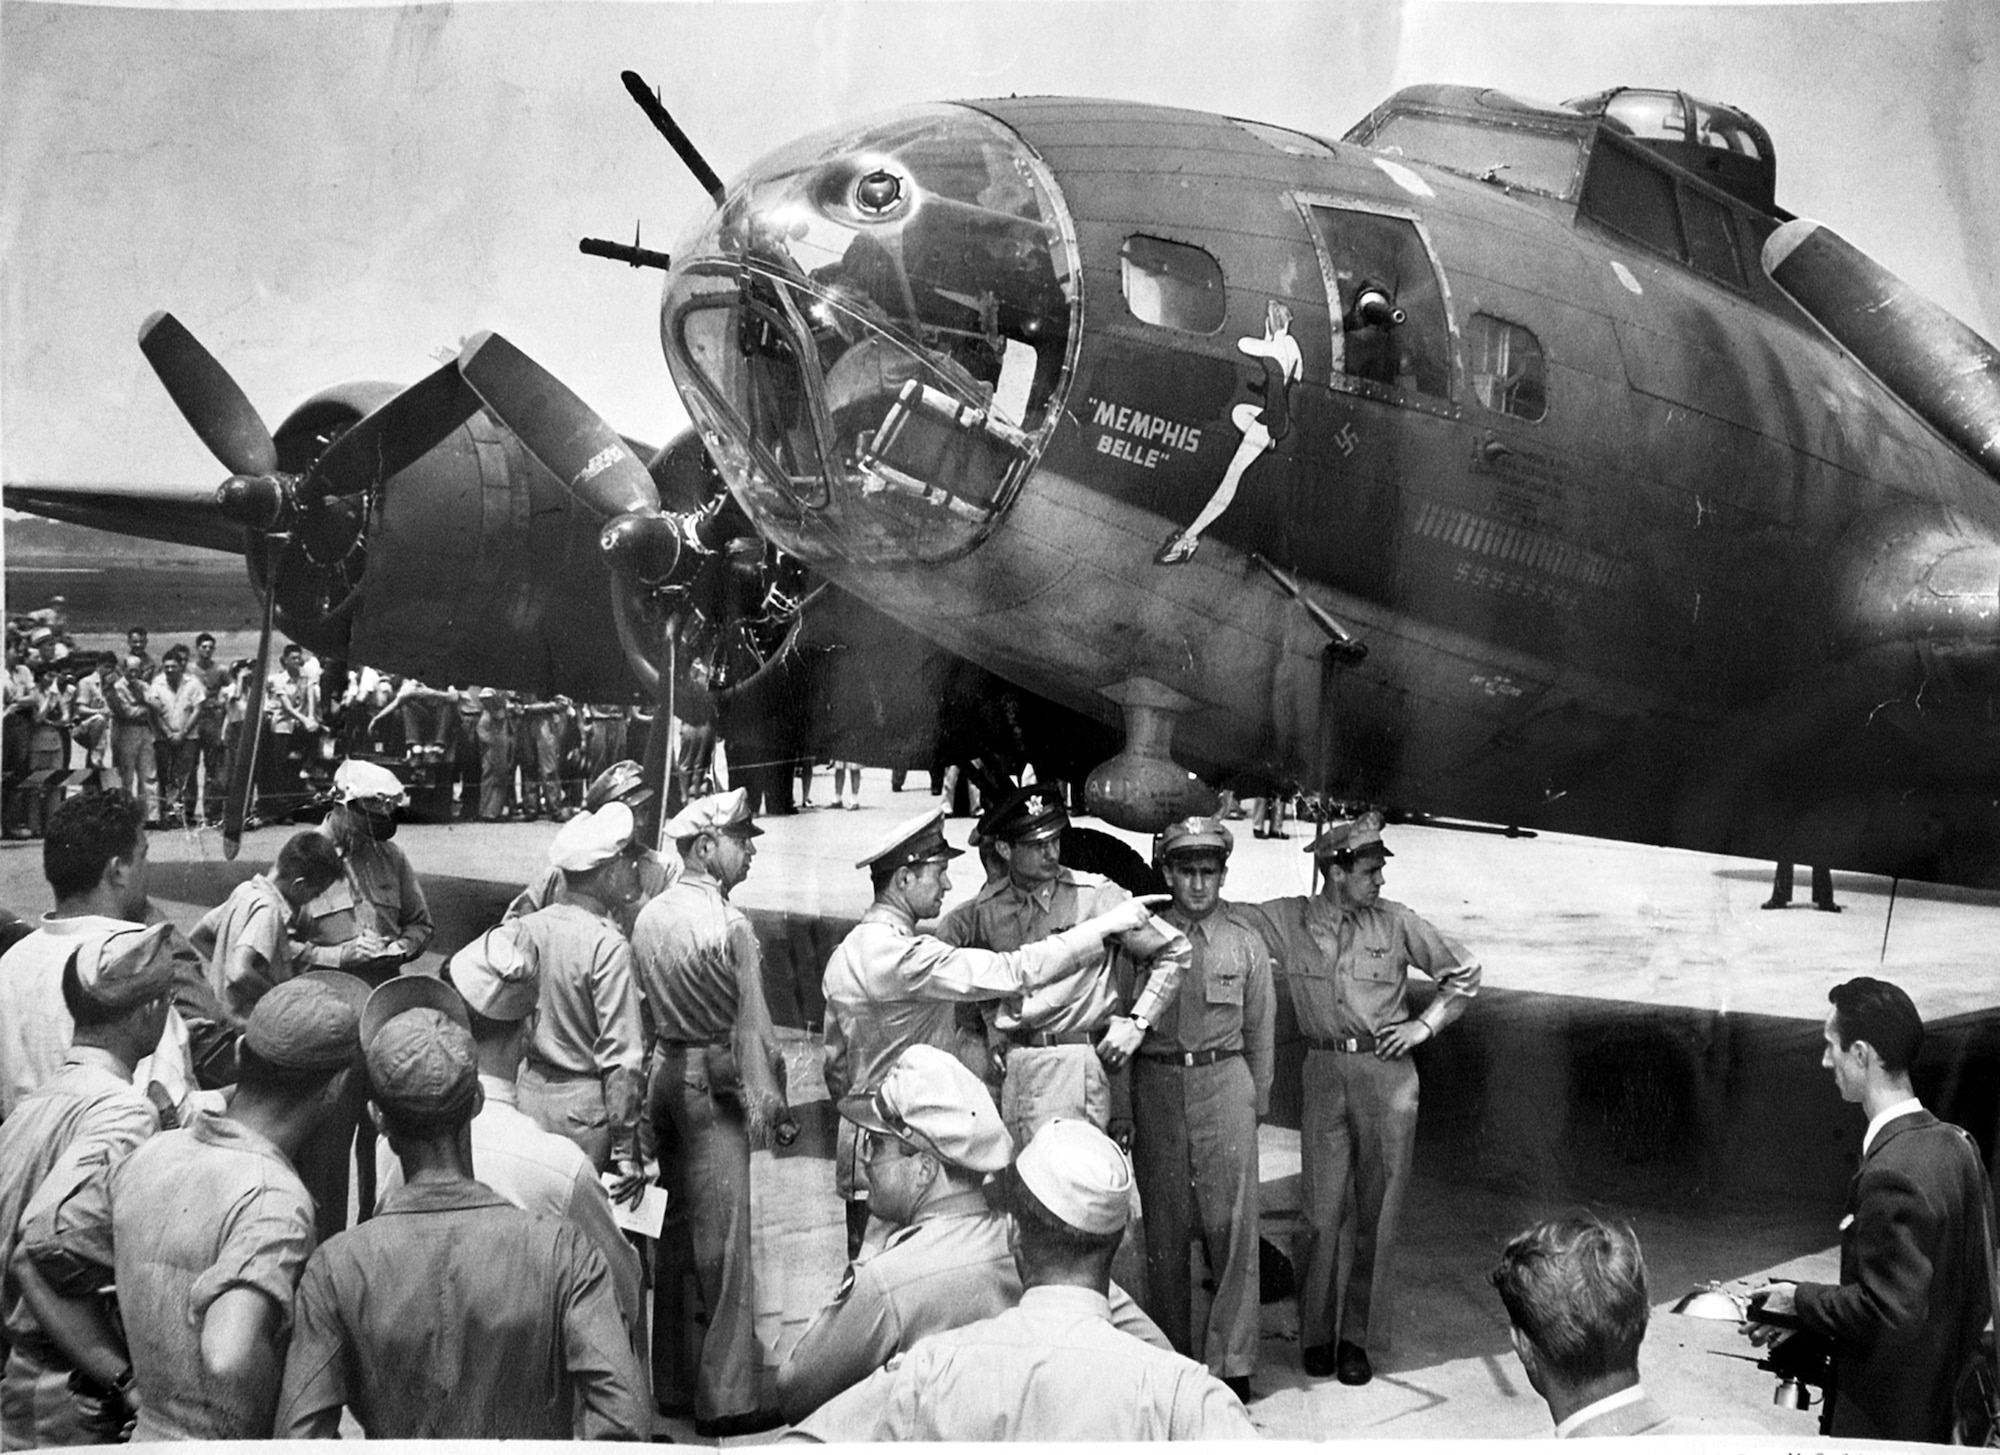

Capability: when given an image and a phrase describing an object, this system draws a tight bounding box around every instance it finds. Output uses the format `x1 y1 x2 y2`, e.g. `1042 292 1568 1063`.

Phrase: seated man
777 1044 1168 1422
792 1119 1255 1442
275 975 646 1439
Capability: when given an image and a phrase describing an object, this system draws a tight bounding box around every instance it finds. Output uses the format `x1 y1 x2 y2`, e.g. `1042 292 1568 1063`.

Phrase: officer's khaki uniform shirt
1241 896 1478 1041
1148 906 1277 1110
632 869 784 1115
794 1284 1257 1441
515 891 646 1156
937 869 1188 1036
298 825 434 969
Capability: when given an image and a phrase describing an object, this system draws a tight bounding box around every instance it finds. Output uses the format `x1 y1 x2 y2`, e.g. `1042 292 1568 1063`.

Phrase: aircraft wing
4 480 245 556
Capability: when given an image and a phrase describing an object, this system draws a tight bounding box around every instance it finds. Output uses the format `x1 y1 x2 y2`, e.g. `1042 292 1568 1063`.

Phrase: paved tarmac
5 793 1996 1443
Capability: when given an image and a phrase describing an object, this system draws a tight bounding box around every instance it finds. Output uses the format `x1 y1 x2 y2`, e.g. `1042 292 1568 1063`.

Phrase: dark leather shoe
1223 1375 1254 1403
1335 1340 1372 1385
694 1409 786 1439
1302 1343 1337 1377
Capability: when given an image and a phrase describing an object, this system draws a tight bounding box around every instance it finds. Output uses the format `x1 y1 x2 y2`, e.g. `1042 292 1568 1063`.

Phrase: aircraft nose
659 103 1081 570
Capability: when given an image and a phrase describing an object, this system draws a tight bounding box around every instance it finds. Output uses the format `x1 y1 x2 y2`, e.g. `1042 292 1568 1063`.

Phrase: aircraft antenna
1879 877 1900 963
621 70 726 205
580 221 673 272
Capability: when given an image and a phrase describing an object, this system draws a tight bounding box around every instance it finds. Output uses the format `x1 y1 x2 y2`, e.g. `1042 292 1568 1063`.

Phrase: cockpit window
661 105 1081 558
1366 114 1586 200
1601 90 1687 143
1120 235 1227 334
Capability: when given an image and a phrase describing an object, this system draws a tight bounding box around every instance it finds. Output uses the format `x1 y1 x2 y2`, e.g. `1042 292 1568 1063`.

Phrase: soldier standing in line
631 788 791 1437
1239 811 1479 1388
1131 816 1274 1403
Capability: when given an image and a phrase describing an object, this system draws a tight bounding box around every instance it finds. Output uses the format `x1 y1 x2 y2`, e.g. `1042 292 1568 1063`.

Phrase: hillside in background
6 514 255 634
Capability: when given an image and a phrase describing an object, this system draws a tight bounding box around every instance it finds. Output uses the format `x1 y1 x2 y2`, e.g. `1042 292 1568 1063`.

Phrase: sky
2 0 1996 493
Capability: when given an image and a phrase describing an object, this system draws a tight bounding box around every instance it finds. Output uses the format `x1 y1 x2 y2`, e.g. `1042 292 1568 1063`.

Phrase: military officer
823 805 1170 1256
935 782 1190 1145
777 1044 1169 1422
1132 815 1275 1402
631 788 791 1437
1240 810 1480 1386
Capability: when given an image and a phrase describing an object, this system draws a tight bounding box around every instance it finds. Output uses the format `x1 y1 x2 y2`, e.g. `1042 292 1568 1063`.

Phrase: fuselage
660 93 2000 881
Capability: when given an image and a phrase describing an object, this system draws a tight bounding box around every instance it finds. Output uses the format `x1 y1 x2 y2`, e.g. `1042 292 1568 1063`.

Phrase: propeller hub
601 511 686 588
215 473 290 531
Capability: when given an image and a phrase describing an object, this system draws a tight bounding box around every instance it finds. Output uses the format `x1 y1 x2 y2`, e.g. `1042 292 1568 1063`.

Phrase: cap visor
836 1093 897 1135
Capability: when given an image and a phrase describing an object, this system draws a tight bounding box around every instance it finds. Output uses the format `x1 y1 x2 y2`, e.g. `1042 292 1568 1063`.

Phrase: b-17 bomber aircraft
13 80 2000 885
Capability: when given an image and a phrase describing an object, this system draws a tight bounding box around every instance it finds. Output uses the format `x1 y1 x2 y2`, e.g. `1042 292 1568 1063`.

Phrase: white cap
333 759 408 805
662 788 763 840
549 801 635 873
1013 1119 1133 1236
446 925 540 1022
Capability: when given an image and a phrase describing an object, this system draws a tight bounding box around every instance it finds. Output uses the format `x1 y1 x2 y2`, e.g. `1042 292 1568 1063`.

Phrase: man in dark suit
1750 977 1992 1442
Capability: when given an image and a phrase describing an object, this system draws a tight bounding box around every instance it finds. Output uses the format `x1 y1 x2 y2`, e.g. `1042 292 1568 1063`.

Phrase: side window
1468 314 1547 422
1680 188 1746 288
1120 235 1226 334
1305 205 1453 401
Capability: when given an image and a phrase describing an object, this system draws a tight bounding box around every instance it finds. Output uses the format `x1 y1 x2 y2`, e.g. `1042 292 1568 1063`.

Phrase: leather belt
1305 1033 1379 1054
655 1038 728 1053
523 1060 600 1081
1008 1030 1098 1048
1136 1047 1243 1068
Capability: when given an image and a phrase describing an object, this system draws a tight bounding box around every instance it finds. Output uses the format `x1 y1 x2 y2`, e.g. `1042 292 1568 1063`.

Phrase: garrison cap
362 976 479 1122
858 805 962 873
839 1044 1012 1173
663 788 763 841
584 759 655 812
333 759 408 806
1158 815 1234 861
1306 809 1393 863
548 801 635 873
70 922 179 1011
245 971 369 1072
1012 1118 1133 1237
981 781 1069 846
446 925 540 1022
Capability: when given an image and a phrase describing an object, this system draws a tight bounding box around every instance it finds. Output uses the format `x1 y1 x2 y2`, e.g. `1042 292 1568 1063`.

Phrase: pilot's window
1680 188 1745 287
1305 205 1453 400
1578 144 1685 261
1468 315 1546 422
1120 236 1226 334
1367 114 1586 200
1692 101 1762 157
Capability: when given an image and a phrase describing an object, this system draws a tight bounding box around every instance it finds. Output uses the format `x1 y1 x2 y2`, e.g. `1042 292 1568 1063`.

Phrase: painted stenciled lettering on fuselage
1087 397 1205 471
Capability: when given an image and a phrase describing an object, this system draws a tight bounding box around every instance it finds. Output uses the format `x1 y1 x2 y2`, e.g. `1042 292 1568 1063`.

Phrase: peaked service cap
584 760 655 812
662 788 763 840
1158 815 1234 860
839 1044 1011 1173
1305 810 1393 862
69 922 179 1011
245 970 369 1072
1012 1118 1134 1237
857 805 962 872
980 781 1069 845
446 925 540 1022
548 802 635 873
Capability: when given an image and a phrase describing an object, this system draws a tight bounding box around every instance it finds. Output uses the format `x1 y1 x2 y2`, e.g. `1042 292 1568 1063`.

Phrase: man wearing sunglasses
777 1044 1168 1423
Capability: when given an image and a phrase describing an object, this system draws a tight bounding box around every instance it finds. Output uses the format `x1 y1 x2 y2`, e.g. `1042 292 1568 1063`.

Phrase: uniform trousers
1131 1056 1260 1376
650 1047 760 1420
195 725 226 823
518 1062 612 1169
155 737 197 824
476 722 514 819
524 715 565 816
1299 1047 1418 1352
110 724 156 821
1000 1042 1109 1146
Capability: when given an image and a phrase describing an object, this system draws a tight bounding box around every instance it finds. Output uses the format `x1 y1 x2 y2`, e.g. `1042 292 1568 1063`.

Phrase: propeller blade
456 332 659 519
137 312 278 478
306 358 484 499
222 556 279 859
